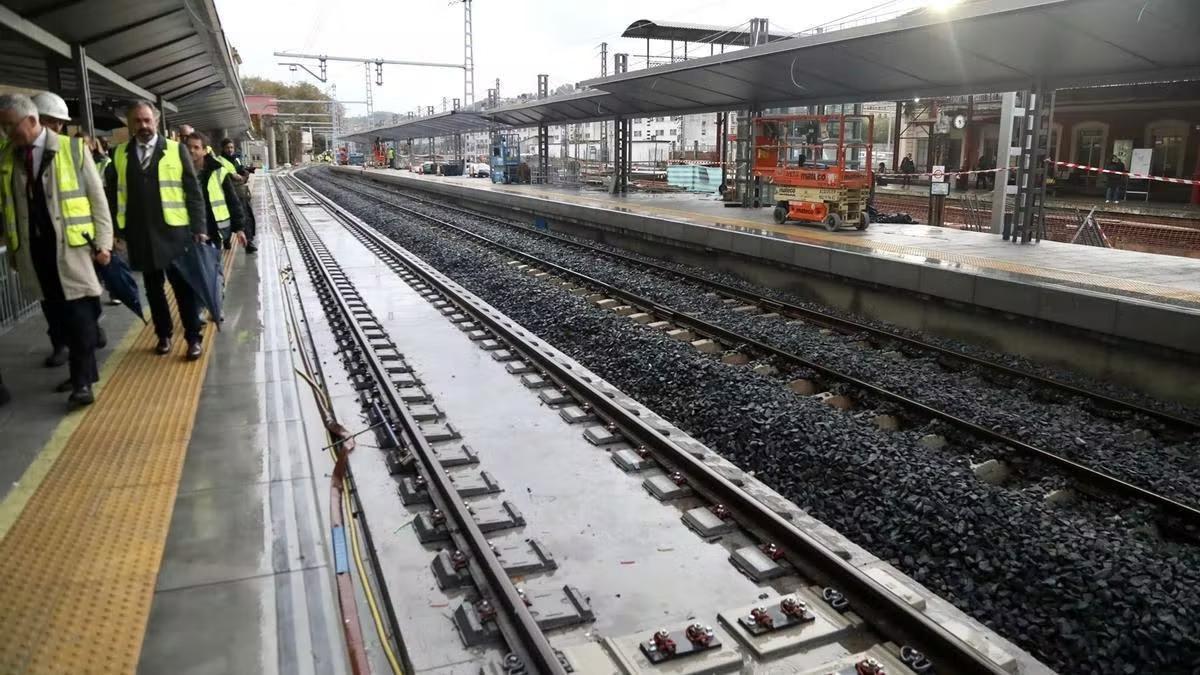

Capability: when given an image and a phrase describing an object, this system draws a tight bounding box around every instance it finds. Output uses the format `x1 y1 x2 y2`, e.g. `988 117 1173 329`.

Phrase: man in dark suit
105 100 208 360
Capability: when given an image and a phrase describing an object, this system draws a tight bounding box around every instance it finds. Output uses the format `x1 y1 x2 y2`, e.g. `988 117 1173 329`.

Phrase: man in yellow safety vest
104 100 207 360
184 131 246 250
0 92 113 405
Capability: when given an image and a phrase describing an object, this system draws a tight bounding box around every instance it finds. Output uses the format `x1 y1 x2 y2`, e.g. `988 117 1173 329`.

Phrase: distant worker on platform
900 153 916 189
185 132 246 250
1 93 113 405
1104 155 1126 204
105 100 208 360
975 154 993 190
386 145 396 168
218 138 256 253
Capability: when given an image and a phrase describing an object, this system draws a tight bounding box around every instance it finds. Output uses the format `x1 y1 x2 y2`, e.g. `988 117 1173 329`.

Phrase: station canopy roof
343 110 496 144
486 90 647 126
575 0 1200 116
620 19 791 46
0 0 251 135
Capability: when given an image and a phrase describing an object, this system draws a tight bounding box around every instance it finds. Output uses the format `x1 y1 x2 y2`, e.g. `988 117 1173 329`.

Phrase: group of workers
0 91 257 408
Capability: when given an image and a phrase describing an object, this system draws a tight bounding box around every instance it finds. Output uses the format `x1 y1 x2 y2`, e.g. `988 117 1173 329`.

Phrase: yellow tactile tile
0 251 236 675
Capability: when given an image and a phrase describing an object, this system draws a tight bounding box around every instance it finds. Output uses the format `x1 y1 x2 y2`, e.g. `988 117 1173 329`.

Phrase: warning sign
931 165 946 183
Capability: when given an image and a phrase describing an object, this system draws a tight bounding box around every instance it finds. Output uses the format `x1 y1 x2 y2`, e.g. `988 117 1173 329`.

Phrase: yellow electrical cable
337 453 405 675
276 180 404 675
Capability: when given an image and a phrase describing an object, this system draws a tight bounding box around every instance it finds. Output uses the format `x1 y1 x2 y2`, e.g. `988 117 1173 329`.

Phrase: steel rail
276 176 566 675
348 176 1200 433
292 172 1011 675
303 172 1200 530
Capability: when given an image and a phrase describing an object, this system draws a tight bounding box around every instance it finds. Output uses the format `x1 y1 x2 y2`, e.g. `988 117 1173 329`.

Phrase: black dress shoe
68 385 94 406
186 340 203 361
245 241 258 254
155 337 172 355
97 325 108 350
54 378 73 393
44 346 68 368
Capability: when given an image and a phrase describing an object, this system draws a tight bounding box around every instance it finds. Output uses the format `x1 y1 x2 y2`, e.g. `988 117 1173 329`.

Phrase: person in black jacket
185 132 245 249
900 153 916 189
104 101 208 360
219 138 256 253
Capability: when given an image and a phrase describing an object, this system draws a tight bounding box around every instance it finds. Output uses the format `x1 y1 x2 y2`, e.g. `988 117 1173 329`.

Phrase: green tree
242 77 343 157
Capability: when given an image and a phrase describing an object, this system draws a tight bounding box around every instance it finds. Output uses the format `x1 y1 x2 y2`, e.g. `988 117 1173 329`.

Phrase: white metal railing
0 245 39 334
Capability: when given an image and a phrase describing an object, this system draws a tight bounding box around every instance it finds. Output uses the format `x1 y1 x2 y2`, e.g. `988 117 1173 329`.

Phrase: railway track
347 175 1200 435
305 170 1200 534
277 173 1017 674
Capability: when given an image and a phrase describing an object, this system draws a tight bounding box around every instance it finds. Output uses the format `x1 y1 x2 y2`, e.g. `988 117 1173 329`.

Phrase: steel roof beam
0 4 176 111
82 8 187 47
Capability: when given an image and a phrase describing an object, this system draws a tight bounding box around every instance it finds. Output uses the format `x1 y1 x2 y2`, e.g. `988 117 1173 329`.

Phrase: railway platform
341 168 1200 404
0 181 348 675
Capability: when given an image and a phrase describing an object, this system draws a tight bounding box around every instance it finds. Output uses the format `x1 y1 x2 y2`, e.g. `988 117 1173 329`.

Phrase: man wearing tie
0 93 113 405
105 100 207 359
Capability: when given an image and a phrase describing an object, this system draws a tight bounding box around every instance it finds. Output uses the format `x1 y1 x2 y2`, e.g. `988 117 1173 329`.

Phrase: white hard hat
32 91 70 122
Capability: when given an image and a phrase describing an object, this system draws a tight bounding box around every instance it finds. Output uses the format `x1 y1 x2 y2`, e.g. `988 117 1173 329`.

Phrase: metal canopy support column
734 111 761 206
536 74 549 184
733 25 769 207
611 115 630 194
266 125 277 169
462 0 474 107
1009 85 1052 243
71 43 93 137
991 92 1017 234
599 44 609 164
716 112 728 190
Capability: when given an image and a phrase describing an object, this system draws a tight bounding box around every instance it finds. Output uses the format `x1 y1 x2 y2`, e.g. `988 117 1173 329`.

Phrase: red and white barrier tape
880 162 1198 186
877 167 1005 179
1048 160 1198 186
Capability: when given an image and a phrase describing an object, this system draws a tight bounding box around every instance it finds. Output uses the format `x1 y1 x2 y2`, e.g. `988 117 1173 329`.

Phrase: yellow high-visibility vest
113 139 189 229
1 134 95 251
206 167 231 225
214 155 238 176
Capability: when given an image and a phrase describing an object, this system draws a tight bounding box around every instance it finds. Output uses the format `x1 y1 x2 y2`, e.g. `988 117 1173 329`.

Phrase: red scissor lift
752 114 873 231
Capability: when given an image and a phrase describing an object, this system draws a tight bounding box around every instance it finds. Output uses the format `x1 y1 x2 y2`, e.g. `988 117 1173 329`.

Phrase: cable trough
285 173 1015 674
306 172 1200 535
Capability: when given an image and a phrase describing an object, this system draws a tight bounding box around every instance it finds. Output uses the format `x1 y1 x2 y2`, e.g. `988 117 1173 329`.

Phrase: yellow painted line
0 249 236 675
0 314 143 543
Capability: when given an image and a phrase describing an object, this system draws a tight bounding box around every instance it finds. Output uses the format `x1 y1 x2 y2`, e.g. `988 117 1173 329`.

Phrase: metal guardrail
0 245 39 334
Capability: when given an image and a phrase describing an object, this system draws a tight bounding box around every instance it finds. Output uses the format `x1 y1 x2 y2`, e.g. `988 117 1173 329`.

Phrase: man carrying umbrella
0 93 113 406
184 131 246 250
105 100 208 360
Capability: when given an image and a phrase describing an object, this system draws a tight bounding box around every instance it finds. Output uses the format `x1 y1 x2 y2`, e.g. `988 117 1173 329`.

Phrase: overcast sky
215 0 927 116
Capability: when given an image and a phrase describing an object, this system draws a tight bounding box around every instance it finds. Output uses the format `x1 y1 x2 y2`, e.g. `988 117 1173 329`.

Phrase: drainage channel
288 174 1015 675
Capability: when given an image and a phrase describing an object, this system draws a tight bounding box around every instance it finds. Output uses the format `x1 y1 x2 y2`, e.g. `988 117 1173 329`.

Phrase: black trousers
43 297 100 388
144 266 202 343
40 299 66 351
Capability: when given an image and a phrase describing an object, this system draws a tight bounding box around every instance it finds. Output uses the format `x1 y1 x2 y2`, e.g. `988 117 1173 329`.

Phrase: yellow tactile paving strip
429 177 1200 305
0 251 234 675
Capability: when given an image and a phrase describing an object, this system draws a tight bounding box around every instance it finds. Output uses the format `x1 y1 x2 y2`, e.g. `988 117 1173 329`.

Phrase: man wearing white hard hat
32 91 70 134
29 91 74 368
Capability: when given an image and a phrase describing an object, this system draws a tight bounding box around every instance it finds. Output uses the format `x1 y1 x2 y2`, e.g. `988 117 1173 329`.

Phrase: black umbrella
82 233 146 324
171 242 224 329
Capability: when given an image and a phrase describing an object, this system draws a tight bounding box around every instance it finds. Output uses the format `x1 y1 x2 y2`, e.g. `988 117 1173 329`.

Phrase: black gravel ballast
304 168 1200 674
